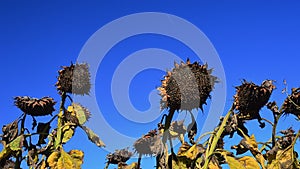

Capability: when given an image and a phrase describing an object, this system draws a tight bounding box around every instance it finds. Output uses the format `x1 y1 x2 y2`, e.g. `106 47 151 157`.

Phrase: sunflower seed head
56 63 91 95
14 96 56 116
158 59 217 111
282 87 300 119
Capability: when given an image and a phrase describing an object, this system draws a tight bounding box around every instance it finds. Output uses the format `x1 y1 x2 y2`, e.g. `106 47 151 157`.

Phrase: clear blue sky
0 1 300 168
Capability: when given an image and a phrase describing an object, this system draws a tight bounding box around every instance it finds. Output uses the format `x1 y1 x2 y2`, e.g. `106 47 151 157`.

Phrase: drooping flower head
158 59 218 112
106 148 133 165
133 129 163 156
14 96 56 116
55 63 91 95
282 88 300 120
234 80 275 120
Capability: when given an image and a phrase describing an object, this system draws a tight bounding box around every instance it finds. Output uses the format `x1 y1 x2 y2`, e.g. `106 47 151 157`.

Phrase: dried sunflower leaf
171 156 192 169
267 145 298 169
48 150 74 169
238 156 260 169
69 150 84 169
37 122 51 145
47 151 60 168
1 120 18 145
81 126 105 147
62 124 75 144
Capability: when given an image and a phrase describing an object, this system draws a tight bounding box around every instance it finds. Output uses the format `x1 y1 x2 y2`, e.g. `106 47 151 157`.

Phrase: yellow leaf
238 156 260 169
67 106 74 113
48 151 60 168
222 152 261 169
245 135 258 150
224 155 246 169
57 150 73 169
208 160 222 169
267 145 298 169
122 162 138 169
38 159 47 169
177 143 200 160
185 144 199 160
62 124 75 144
69 150 84 169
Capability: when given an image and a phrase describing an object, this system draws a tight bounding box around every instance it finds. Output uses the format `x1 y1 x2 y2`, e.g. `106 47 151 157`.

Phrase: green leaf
9 135 24 151
73 104 87 125
81 126 105 147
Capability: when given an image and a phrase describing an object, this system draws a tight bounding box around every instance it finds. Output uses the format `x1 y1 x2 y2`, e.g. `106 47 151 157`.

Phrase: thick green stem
54 92 67 149
202 108 233 169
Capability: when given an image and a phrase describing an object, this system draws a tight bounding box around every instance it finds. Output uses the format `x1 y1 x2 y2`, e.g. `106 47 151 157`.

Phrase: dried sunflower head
14 96 56 116
55 63 91 95
106 148 133 165
158 59 218 111
282 88 300 119
234 80 275 120
133 129 163 156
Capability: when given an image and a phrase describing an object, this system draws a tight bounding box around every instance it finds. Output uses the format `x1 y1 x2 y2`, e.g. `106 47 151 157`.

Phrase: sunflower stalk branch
162 108 175 144
54 92 67 149
202 107 233 169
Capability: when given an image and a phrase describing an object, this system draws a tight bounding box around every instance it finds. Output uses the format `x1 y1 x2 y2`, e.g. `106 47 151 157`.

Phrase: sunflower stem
137 153 142 169
162 108 175 144
54 92 67 149
20 113 27 134
271 113 282 147
104 162 109 169
202 107 233 169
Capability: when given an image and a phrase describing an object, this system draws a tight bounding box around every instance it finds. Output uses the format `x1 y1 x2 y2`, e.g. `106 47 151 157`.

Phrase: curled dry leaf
81 126 105 147
37 122 51 145
1 120 18 145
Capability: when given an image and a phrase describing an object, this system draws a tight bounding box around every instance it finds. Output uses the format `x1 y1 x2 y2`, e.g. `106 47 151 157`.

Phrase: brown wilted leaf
81 126 105 147
1 120 18 145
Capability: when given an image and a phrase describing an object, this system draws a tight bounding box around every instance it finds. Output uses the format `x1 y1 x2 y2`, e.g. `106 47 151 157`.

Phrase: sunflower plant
0 59 299 169
104 59 300 169
0 63 105 169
